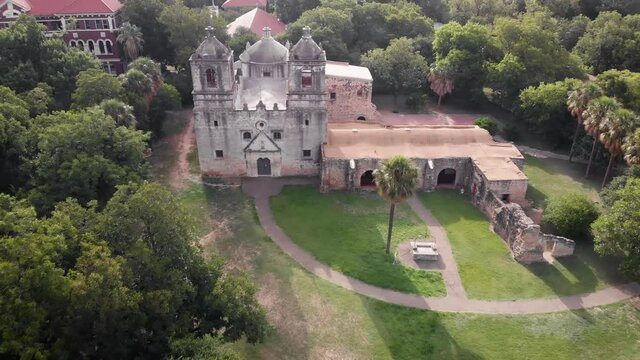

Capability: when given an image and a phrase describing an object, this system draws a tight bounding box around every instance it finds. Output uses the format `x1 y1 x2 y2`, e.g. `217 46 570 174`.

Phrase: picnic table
411 241 439 261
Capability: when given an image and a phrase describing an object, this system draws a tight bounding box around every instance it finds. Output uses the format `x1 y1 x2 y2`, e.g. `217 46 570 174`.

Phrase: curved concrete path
242 178 640 314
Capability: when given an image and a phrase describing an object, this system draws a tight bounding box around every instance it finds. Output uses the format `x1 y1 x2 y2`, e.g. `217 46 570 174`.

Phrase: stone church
189 27 576 263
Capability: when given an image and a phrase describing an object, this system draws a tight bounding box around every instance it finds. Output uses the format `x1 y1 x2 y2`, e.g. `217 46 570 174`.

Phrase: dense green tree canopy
0 183 267 359
121 0 173 64
592 178 640 279
272 0 321 23
0 87 30 193
27 108 150 212
448 0 517 24
73 69 125 108
595 69 640 113
573 11 640 73
361 37 429 101
433 21 496 101
488 11 585 108
543 192 600 238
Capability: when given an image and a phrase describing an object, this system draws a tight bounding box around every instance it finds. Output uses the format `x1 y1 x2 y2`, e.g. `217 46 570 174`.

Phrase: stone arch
357 115 366 121
360 170 375 187
437 168 456 186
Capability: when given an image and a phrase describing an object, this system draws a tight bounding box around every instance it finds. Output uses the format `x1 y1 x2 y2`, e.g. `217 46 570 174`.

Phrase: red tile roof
16 0 122 16
222 0 267 9
227 7 285 37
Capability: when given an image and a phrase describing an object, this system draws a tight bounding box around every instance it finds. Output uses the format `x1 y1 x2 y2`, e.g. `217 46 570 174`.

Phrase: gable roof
245 131 281 152
14 0 122 16
227 7 285 37
222 0 267 9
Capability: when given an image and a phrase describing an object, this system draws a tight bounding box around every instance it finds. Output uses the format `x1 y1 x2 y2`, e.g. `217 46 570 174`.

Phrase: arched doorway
357 116 366 121
437 168 456 186
360 170 375 187
257 158 271 176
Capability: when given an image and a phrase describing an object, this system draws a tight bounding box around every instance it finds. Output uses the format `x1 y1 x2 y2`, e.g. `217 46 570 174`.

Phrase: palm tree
623 128 640 166
117 22 144 61
566 84 603 162
582 96 621 177
428 66 454 107
373 156 419 254
599 108 638 188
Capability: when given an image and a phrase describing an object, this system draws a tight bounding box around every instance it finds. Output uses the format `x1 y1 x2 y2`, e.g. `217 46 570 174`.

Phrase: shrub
405 93 428 111
501 123 520 141
474 116 498 135
542 192 599 239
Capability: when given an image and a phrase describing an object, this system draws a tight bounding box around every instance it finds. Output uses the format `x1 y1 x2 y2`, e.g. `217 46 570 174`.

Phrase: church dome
239 27 288 64
193 26 230 59
290 26 325 61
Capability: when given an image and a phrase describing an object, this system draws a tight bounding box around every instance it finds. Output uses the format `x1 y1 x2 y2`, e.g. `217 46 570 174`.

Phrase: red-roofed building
227 7 285 37
221 0 267 10
0 0 125 74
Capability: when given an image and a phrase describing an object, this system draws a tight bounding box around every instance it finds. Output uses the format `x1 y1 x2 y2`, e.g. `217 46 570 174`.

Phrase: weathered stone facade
325 63 379 123
190 27 327 177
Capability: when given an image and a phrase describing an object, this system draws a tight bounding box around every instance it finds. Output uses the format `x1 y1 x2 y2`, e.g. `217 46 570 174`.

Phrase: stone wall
474 188 575 263
326 76 379 123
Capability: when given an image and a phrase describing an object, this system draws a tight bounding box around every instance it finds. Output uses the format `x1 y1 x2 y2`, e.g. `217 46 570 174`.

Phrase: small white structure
411 241 439 261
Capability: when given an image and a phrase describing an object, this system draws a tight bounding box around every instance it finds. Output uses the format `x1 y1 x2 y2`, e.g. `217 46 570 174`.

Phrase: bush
474 116 498 135
501 123 520 141
542 192 599 239
405 93 428 111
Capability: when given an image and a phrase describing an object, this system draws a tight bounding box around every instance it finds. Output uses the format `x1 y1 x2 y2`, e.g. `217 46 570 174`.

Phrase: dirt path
168 112 196 190
241 177 640 314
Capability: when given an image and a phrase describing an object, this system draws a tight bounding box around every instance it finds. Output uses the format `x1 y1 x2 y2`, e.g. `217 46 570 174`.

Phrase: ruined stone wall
473 184 576 263
326 76 379 123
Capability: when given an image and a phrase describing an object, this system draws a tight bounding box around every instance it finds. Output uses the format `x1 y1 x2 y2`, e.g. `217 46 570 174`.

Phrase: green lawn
418 190 625 300
524 155 601 207
178 184 640 360
269 186 446 297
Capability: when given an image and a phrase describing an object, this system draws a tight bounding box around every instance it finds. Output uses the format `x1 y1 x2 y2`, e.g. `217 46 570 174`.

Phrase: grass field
269 186 446 297
178 183 640 360
418 190 625 300
524 155 601 207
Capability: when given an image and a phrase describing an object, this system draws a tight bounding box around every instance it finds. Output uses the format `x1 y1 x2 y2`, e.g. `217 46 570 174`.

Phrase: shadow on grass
525 183 547 207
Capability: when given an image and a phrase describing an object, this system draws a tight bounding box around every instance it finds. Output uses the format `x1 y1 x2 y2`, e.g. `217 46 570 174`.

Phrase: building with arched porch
319 125 528 206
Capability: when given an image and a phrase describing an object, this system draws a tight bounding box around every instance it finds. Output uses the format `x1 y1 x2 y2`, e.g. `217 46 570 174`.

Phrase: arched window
242 131 252 140
69 40 76 47
357 116 366 121
105 40 113 54
88 40 95 53
360 170 375 187
205 69 216 88
98 40 105 54
77 40 84 50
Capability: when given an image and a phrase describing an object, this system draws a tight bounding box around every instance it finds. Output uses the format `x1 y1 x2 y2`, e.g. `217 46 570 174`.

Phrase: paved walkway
242 178 640 314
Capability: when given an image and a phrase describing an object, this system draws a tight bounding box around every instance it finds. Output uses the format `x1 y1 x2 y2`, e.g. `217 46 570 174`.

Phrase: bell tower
190 26 235 109
287 26 326 108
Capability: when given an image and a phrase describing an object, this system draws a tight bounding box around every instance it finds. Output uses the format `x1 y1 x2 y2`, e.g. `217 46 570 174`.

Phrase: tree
474 116 498 135
227 27 259 60
595 69 640 113
488 11 585 109
518 78 582 146
574 11 640 74
556 15 589 50
72 68 124 108
122 68 153 99
121 0 173 64
432 21 496 102
286 7 354 61
543 192 599 238
373 156 419 254
0 183 268 358
429 65 454 106
272 0 321 23
623 128 640 166
149 83 182 136
448 0 516 24
599 108 638 188
117 22 144 60
566 83 603 162
0 87 29 193
19 83 53 117
27 108 150 212
100 99 137 128
592 178 640 279
582 96 621 177
159 2 227 69
361 38 429 105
